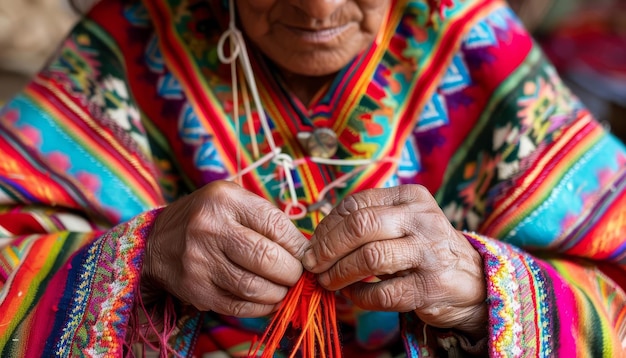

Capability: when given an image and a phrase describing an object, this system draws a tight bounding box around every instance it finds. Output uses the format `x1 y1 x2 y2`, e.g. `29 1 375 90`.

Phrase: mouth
281 23 353 44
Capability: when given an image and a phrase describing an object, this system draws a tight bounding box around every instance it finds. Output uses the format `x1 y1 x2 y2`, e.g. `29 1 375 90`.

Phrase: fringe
249 272 341 358
126 283 184 358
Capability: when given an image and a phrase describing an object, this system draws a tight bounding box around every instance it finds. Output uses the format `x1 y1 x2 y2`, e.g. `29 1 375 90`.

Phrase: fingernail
302 249 317 270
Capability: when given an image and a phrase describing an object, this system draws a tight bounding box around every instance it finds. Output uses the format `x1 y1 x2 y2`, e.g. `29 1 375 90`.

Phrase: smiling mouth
283 23 353 44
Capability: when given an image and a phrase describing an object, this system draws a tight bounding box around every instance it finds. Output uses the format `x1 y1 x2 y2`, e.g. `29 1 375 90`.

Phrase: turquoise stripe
8 96 149 222
504 134 625 248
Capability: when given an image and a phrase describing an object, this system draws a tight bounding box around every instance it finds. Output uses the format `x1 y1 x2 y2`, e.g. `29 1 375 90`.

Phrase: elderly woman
0 0 625 356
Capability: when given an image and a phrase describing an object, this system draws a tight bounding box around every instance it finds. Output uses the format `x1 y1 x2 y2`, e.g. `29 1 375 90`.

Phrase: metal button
297 128 338 158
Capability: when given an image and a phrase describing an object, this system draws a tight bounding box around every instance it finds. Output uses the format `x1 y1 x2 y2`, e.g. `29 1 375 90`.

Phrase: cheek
236 1 274 42
359 0 391 34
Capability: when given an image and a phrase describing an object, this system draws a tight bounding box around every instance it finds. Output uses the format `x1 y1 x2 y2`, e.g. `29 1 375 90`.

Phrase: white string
241 81 259 159
218 1 303 218
216 3 276 151
274 153 307 219
217 14 242 182
231 41 241 182
310 157 379 166
225 148 282 181
216 1 389 219
316 166 369 203
312 157 398 207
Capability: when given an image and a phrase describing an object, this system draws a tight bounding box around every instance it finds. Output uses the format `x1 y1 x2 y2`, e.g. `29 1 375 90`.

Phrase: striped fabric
0 0 625 356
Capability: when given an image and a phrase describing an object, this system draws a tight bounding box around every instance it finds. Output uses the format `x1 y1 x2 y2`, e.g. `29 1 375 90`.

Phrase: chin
280 54 355 77
287 65 344 77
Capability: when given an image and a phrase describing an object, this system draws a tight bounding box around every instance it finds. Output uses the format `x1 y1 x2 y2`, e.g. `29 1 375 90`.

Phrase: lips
281 23 353 44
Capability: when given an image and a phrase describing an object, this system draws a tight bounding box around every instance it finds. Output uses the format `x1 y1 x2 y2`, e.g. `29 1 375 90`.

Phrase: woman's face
236 0 391 77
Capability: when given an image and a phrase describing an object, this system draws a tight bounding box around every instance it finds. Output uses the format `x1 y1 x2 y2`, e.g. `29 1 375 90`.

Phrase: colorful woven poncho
1 0 626 356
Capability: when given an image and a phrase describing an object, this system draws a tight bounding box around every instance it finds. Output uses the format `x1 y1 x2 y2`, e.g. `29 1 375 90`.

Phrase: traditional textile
1 0 625 356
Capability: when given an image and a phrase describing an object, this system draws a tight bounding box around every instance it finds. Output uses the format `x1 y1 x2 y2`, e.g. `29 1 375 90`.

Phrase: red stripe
148 3 242 175
27 82 162 206
0 213 46 236
26 237 81 356
0 138 78 208
354 0 501 194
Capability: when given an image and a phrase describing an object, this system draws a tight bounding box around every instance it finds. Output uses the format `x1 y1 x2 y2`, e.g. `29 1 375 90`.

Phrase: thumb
228 184 310 260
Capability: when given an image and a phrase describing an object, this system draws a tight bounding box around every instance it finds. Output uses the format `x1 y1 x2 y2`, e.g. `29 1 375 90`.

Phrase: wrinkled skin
143 181 310 317
237 0 391 77
144 182 488 338
236 0 391 104
303 185 488 339
144 0 488 337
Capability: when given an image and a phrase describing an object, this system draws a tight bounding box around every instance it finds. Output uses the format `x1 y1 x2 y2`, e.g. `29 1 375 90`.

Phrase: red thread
126 286 184 358
248 3 457 355
249 272 341 357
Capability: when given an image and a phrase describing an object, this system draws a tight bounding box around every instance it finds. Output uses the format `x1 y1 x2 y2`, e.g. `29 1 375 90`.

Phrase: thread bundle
249 1 453 356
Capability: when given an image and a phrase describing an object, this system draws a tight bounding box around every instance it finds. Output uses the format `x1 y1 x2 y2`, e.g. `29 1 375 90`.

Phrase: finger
306 185 440 273
316 236 420 291
328 185 433 219
305 203 412 273
313 185 435 241
223 184 310 260
209 286 279 318
341 276 423 313
212 261 290 305
167 243 289 312
343 266 486 315
224 226 304 286
311 186 408 242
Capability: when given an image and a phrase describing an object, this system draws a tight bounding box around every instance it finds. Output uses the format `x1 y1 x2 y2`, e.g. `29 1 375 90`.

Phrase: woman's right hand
142 180 309 318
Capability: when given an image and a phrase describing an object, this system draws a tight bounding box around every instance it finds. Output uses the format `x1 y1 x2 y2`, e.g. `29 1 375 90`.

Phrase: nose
289 0 347 21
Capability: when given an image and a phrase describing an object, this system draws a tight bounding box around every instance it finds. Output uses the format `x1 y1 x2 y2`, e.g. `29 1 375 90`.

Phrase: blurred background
0 0 625 139
509 0 626 140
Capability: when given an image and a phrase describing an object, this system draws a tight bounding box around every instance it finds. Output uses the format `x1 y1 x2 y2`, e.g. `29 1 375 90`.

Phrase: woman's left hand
302 185 488 337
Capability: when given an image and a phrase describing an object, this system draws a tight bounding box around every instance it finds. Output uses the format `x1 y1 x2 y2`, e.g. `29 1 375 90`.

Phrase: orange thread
247 4 458 355
248 272 341 357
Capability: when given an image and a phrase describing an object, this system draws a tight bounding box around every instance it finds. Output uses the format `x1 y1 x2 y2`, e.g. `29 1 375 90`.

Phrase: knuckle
344 208 379 239
336 194 361 216
203 181 244 215
361 242 391 274
315 235 335 261
224 231 259 261
227 299 253 317
410 275 431 309
374 285 403 309
251 239 280 266
418 301 449 320
407 184 430 199
180 241 203 263
206 180 234 195
201 182 231 208
236 272 266 300
262 209 289 237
